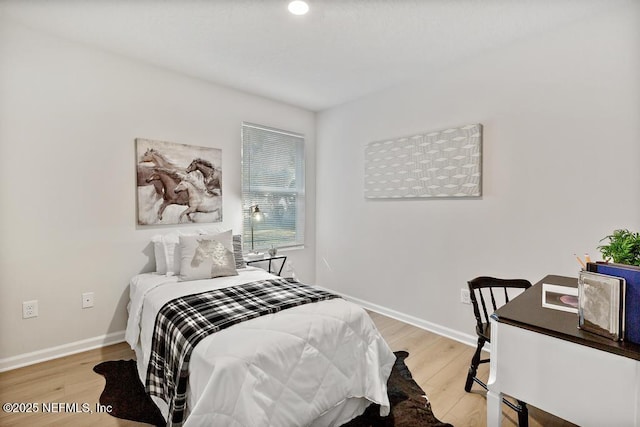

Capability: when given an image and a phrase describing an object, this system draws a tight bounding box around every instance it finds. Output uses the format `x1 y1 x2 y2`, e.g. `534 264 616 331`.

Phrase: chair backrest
467 276 532 331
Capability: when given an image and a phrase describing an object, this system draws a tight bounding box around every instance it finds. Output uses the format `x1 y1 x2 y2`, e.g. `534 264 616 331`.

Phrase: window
241 122 305 252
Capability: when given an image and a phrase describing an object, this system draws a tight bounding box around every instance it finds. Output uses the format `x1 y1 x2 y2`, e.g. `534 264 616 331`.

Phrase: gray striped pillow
233 235 247 269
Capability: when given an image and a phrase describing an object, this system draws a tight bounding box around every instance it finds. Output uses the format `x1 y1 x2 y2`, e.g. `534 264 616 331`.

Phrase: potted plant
593 229 640 345
597 229 640 267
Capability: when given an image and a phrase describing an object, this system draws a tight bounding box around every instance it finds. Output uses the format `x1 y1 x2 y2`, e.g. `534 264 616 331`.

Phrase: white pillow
179 230 237 281
151 231 183 275
152 234 169 274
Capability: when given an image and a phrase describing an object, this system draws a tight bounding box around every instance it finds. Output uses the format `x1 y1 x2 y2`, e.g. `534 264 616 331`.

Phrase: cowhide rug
93 351 452 427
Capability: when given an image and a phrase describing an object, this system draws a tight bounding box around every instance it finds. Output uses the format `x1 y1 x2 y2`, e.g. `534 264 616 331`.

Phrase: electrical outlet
23 300 38 319
460 288 471 305
82 292 94 309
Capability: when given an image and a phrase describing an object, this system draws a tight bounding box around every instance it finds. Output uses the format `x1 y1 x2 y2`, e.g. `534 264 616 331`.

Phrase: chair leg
517 400 528 427
465 337 486 392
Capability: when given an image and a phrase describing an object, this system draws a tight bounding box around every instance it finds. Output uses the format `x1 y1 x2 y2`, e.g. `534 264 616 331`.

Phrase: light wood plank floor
0 312 576 426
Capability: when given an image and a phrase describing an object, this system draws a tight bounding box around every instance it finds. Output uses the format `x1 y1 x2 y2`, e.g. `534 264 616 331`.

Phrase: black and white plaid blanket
145 277 339 427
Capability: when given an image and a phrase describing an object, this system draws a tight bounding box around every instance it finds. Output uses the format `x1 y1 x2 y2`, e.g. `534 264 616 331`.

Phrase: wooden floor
0 312 576 427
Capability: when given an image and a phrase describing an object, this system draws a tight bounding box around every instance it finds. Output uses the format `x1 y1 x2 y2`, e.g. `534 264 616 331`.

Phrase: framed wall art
136 138 222 225
364 123 482 199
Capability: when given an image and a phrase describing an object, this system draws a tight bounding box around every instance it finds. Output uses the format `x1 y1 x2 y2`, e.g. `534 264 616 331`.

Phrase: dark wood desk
493 274 640 361
487 274 640 427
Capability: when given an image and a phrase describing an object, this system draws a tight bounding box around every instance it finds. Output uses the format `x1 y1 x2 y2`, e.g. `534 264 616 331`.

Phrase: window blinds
241 122 305 251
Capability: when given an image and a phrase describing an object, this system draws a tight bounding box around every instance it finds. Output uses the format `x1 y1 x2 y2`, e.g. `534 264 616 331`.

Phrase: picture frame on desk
542 283 579 313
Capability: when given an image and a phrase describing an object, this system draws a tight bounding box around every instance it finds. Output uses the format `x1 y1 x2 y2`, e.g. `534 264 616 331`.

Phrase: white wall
2 3 638 367
0 20 316 363
316 4 640 339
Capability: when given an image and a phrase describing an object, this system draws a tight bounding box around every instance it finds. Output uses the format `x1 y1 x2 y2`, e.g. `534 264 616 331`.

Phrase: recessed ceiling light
288 1 309 16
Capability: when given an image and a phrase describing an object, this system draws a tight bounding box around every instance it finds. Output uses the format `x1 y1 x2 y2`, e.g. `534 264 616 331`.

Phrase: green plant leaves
598 229 640 266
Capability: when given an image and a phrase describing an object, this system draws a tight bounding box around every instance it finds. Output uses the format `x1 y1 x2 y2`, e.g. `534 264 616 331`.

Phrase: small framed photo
542 283 579 313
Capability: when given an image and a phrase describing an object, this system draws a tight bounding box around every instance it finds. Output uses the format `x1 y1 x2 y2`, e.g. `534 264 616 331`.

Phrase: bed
125 230 396 427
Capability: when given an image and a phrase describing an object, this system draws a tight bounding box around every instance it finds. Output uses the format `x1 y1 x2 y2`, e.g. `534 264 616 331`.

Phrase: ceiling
0 0 630 111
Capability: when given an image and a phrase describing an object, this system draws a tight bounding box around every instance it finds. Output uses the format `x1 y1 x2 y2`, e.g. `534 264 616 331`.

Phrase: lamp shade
252 205 264 222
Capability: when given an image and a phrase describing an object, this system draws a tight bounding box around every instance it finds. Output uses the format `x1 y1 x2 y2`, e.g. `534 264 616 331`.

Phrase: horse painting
136 139 222 225
145 168 189 220
186 158 222 196
174 176 222 223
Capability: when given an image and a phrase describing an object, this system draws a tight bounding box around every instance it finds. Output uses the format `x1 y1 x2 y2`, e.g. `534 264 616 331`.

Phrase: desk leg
487 315 502 427
487 389 503 427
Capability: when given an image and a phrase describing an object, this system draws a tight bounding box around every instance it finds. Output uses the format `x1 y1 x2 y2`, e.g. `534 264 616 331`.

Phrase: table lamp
249 205 264 254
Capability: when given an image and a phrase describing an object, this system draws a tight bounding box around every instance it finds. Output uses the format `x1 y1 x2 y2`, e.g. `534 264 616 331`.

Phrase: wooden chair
465 276 532 427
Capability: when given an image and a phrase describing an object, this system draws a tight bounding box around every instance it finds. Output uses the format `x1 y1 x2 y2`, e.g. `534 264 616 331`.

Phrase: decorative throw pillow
198 230 245 269
232 235 247 269
179 230 238 280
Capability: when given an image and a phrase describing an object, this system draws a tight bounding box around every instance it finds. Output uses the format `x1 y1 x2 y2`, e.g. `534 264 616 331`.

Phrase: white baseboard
321 287 481 349
0 330 126 373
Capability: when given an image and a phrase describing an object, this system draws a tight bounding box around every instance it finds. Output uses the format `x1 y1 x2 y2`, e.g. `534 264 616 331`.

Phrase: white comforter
125 268 395 427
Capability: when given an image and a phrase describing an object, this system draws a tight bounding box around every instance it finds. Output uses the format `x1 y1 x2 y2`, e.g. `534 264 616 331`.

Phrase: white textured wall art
364 123 482 199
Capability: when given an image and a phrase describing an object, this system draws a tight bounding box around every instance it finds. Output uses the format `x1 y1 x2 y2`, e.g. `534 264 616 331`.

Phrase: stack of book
581 262 640 343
